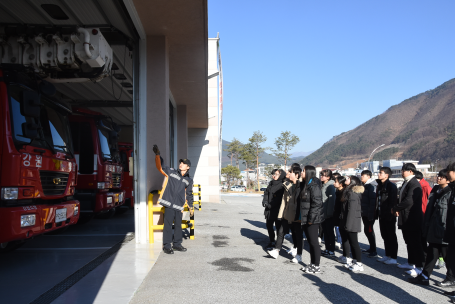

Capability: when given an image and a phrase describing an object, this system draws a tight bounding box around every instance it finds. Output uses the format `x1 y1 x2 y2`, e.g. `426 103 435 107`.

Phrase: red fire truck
119 142 134 208
69 108 126 219
0 66 80 252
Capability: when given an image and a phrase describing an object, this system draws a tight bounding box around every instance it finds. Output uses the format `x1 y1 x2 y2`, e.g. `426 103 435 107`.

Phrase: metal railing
148 190 195 244
193 184 202 210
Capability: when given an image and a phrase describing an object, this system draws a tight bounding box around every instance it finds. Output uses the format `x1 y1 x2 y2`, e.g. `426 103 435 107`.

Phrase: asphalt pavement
130 194 453 304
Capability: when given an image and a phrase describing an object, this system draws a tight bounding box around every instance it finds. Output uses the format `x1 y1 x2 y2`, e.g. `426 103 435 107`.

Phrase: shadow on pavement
303 274 369 304
244 219 267 229
240 228 268 246
334 265 427 303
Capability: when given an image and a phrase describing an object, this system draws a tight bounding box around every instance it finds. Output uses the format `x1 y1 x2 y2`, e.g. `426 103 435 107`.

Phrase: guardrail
148 190 194 244
193 184 202 210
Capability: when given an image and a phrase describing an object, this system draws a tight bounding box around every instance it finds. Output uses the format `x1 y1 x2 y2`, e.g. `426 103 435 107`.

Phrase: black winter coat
262 176 286 221
424 185 451 244
300 178 323 225
333 189 344 226
283 181 301 223
443 182 455 243
361 180 377 221
339 186 364 232
376 179 398 222
393 177 423 231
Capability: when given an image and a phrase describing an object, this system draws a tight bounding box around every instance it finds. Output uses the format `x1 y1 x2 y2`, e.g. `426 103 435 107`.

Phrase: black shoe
408 274 429 286
368 251 378 258
444 291 455 296
163 247 174 254
436 279 455 287
266 242 276 249
173 245 187 252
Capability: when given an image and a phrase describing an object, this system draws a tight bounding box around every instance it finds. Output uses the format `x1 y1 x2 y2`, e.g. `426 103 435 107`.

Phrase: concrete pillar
187 37 221 203
146 36 170 242
177 105 188 159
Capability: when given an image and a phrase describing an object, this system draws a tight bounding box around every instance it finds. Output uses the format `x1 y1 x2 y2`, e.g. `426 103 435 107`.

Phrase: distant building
360 161 381 173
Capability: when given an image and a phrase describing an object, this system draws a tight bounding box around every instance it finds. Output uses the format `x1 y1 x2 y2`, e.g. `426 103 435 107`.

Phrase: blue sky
208 0 455 155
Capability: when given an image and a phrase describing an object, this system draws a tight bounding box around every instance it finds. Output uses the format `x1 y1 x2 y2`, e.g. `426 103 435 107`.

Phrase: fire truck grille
40 171 69 196
112 173 121 188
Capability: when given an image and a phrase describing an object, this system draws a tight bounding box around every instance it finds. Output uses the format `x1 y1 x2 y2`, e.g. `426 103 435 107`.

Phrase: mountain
291 151 314 158
222 140 280 169
300 78 455 167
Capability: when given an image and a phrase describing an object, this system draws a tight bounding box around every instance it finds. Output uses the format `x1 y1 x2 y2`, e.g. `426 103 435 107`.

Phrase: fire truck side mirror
21 122 40 139
20 91 41 118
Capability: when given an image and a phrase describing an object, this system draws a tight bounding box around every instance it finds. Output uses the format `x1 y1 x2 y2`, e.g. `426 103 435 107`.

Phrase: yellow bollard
148 192 154 244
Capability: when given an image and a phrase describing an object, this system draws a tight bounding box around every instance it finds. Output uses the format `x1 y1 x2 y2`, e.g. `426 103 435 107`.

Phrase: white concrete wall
187 38 221 203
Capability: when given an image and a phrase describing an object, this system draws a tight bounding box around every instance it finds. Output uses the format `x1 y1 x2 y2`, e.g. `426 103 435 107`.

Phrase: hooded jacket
300 178 324 225
361 177 378 221
262 170 286 220
423 185 451 244
339 185 364 232
393 176 423 230
155 155 193 211
282 181 301 223
321 180 336 219
376 178 398 222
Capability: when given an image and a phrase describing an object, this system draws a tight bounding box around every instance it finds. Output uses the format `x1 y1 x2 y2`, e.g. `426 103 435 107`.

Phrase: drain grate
29 233 135 304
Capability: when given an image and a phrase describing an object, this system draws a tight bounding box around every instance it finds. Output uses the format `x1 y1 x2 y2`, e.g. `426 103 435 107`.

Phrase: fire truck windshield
9 85 73 155
98 129 112 160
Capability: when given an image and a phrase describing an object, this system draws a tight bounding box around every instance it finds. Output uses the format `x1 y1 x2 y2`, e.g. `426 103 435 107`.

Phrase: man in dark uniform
153 145 194 254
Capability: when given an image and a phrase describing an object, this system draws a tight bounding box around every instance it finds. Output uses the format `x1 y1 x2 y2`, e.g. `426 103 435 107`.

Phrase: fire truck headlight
74 206 79 216
21 214 36 227
1 188 18 200
97 182 105 189
106 197 113 205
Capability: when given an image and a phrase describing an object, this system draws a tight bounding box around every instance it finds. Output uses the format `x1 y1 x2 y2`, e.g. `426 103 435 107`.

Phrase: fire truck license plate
55 208 67 223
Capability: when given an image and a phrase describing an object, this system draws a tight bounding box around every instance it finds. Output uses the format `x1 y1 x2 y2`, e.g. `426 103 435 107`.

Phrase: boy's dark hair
320 169 333 179
447 162 455 172
334 175 346 186
291 163 301 169
438 169 448 178
333 172 341 179
361 170 372 178
379 167 392 177
414 171 424 180
291 166 302 175
402 163 417 173
271 169 277 175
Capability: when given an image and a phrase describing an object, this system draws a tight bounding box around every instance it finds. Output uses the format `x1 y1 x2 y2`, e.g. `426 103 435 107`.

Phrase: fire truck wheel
0 241 24 253
96 208 116 219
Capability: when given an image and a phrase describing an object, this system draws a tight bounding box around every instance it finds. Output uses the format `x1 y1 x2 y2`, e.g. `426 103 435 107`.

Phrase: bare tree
224 138 243 168
240 143 256 189
249 131 268 190
272 131 300 170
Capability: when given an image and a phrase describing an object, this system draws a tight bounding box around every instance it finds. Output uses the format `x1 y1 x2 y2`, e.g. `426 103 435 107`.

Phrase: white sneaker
377 256 390 262
291 254 302 264
406 268 422 277
337 256 348 264
284 234 292 240
344 258 354 268
350 262 365 273
383 258 398 265
286 247 293 254
267 249 279 259
290 247 297 257
397 263 415 270
318 237 322 244
335 242 341 250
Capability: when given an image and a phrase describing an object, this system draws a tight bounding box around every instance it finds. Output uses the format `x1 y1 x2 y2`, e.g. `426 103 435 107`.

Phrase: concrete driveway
130 195 452 304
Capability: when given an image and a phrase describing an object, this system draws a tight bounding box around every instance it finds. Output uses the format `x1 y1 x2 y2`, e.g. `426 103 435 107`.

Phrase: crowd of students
261 162 455 294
